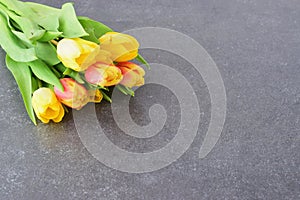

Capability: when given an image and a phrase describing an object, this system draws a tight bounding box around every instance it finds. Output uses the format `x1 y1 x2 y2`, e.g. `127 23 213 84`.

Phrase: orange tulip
117 62 145 88
54 78 89 110
85 62 123 87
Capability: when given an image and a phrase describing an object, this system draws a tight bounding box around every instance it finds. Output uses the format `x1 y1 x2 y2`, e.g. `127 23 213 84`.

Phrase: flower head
117 62 145 88
88 89 103 103
85 62 123 87
99 32 139 62
54 78 89 110
32 88 65 123
57 38 100 71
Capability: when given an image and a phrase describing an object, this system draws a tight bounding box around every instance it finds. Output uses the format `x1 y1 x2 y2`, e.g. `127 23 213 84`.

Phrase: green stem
37 79 43 88
54 63 66 73
100 90 112 103
51 66 61 78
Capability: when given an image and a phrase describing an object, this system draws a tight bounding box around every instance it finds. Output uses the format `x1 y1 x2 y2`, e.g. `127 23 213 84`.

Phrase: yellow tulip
85 62 123 87
99 32 139 62
32 88 65 123
57 38 100 71
95 49 113 64
88 89 103 103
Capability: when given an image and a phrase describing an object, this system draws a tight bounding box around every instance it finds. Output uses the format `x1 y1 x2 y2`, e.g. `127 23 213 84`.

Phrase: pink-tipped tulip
85 62 123 87
116 62 145 88
54 78 89 110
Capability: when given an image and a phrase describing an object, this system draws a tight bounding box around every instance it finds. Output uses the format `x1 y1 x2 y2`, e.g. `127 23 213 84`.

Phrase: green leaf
78 16 113 43
11 31 33 47
116 85 129 96
78 25 99 44
116 85 135 96
0 14 37 62
50 66 62 79
0 0 36 18
38 31 62 42
54 62 67 73
63 67 85 84
25 2 61 16
26 2 61 31
31 76 39 92
28 59 63 91
136 54 150 69
0 0 45 41
35 42 60 66
6 11 44 40
59 3 88 38
96 85 109 91
5 55 37 125
123 86 135 96
0 3 13 29
38 14 60 32
100 90 112 103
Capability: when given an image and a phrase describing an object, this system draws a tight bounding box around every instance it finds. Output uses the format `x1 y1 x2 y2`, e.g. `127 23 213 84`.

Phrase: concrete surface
0 0 299 199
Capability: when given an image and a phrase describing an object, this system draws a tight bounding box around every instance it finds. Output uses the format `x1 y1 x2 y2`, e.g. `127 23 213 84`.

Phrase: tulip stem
136 54 151 69
100 91 112 103
55 63 66 73
50 40 58 46
51 67 62 78
62 104 69 113
37 79 43 88
116 85 135 96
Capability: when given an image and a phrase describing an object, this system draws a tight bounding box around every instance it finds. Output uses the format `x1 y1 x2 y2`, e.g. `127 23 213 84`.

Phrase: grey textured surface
0 0 299 199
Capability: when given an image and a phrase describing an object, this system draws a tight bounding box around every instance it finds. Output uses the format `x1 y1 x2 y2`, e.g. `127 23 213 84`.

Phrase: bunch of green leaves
0 0 149 124
0 0 92 124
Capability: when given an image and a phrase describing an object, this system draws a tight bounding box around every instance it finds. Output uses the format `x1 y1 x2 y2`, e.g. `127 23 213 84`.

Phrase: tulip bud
32 88 65 123
57 38 100 71
54 78 89 110
116 62 145 88
85 62 123 87
95 49 113 64
88 89 103 103
99 32 139 62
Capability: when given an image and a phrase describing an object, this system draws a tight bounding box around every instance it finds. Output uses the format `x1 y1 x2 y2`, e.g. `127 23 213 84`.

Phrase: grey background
0 0 299 199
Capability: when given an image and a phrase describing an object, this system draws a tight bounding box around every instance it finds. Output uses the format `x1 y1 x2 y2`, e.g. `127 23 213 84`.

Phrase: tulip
85 62 123 87
116 62 145 88
88 89 103 103
54 78 89 110
94 49 113 64
57 38 100 71
32 88 64 123
99 32 139 62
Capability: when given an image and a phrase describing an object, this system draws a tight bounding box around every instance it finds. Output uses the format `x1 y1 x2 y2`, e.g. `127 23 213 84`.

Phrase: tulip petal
117 62 145 88
88 90 103 103
99 32 139 62
57 39 81 58
53 104 65 122
32 88 65 123
38 114 50 123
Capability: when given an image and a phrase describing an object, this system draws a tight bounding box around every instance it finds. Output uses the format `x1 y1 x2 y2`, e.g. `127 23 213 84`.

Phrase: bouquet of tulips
0 0 149 124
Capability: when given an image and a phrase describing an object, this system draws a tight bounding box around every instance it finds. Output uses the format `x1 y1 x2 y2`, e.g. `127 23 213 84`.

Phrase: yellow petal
53 104 65 123
57 39 81 59
115 50 138 62
60 57 80 71
37 113 50 124
32 88 65 123
88 90 103 103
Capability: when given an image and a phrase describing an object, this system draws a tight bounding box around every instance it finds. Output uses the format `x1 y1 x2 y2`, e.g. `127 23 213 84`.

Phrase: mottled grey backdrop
0 0 299 199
